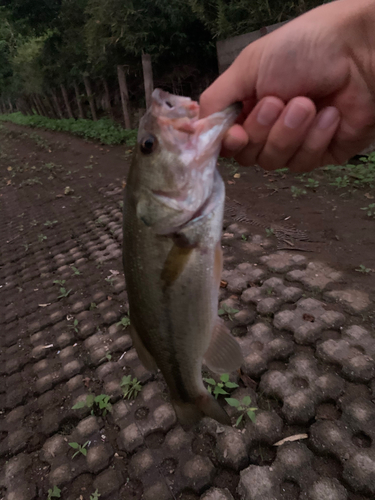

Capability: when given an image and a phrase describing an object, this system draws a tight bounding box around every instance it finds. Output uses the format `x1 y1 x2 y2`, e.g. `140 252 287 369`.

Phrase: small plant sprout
290 186 307 198
99 351 112 363
71 265 81 276
274 167 289 175
58 286 72 299
361 203 375 217
241 234 247 241
90 490 101 500
72 394 112 416
218 303 239 321
121 375 142 400
105 277 114 286
117 315 131 329
330 175 349 189
53 279 65 286
69 440 90 458
44 220 58 227
69 318 79 333
53 279 72 298
47 486 61 499
265 227 275 237
90 302 97 310
355 264 372 274
38 233 47 243
225 396 258 427
204 373 239 399
305 178 319 189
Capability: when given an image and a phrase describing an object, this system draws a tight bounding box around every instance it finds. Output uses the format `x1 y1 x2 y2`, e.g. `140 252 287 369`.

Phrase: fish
122 88 243 426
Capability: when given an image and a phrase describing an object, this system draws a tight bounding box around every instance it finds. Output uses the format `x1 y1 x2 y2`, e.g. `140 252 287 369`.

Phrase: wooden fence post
142 53 153 109
51 89 63 118
73 82 85 119
61 84 74 119
102 78 113 119
32 94 43 115
83 76 97 121
117 65 131 129
44 95 57 118
36 94 48 116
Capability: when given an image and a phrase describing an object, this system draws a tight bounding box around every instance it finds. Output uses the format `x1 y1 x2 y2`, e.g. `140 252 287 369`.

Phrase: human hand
200 0 375 172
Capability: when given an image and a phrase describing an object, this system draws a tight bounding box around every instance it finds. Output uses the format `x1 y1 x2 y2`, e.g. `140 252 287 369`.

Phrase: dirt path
0 123 374 500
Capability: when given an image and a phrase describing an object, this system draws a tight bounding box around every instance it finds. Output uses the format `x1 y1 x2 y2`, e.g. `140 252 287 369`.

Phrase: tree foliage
189 0 333 39
0 0 330 111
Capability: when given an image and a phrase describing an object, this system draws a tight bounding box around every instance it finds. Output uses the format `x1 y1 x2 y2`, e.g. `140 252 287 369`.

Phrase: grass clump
0 112 137 146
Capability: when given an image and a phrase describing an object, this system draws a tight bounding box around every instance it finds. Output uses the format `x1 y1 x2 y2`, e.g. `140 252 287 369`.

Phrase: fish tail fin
172 393 231 429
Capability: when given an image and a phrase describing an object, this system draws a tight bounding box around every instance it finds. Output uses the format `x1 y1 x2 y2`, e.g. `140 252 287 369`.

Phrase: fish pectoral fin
160 244 193 289
204 318 243 374
130 324 158 372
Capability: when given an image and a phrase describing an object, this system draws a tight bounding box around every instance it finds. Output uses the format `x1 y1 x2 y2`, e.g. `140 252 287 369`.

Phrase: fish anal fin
130 325 158 372
204 318 243 374
213 241 223 290
160 244 193 288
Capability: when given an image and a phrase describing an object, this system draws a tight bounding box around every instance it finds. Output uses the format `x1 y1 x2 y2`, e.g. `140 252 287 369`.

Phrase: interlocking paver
1 126 374 500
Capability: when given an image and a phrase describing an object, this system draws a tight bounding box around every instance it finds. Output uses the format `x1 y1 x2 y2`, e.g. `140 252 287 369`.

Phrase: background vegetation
0 0 330 126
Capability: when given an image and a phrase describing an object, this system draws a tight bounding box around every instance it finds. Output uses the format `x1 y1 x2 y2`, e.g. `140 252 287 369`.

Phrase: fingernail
257 99 282 127
316 106 339 129
284 101 311 129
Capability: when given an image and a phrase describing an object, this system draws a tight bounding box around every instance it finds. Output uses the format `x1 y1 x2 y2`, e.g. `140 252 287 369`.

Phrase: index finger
199 43 261 118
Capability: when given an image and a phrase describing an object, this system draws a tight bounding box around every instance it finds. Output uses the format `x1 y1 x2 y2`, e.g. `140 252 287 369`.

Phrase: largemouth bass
123 89 243 426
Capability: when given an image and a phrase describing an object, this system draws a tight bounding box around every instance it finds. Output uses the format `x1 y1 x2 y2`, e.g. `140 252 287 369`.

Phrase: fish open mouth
149 89 241 160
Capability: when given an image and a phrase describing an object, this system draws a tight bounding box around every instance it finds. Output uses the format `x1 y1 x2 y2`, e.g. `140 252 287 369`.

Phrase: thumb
199 40 262 118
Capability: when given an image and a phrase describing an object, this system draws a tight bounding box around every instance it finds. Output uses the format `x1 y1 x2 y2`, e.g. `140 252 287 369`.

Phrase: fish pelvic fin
172 393 231 429
204 318 243 374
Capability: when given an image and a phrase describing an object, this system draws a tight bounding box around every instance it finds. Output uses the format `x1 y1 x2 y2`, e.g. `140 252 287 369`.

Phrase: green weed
0 113 138 146
330 175 350 188
38 233 47 243
117 316 131 329
69 318 79 333
69 440 90 458
355 264 371 274
99 352 112 363
72 394 112 416
218 303 239 321
291 186 307 198
47 486 61 499
44 220 58 227
58 287 72 299
265 227 275 237
89 302 97 310
204 373 239 399
20 177 43 187
54 280 72 299
225 396 258 427
121 375 142 400
304 178 319 189
361 203 375 217
90 490 101 500
71 265 81 276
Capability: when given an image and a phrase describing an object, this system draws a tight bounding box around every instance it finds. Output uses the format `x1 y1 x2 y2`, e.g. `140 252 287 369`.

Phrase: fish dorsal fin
204 318 243 374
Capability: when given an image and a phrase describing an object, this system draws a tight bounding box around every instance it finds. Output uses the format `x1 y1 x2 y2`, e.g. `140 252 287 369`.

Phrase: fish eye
140 134 157 155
